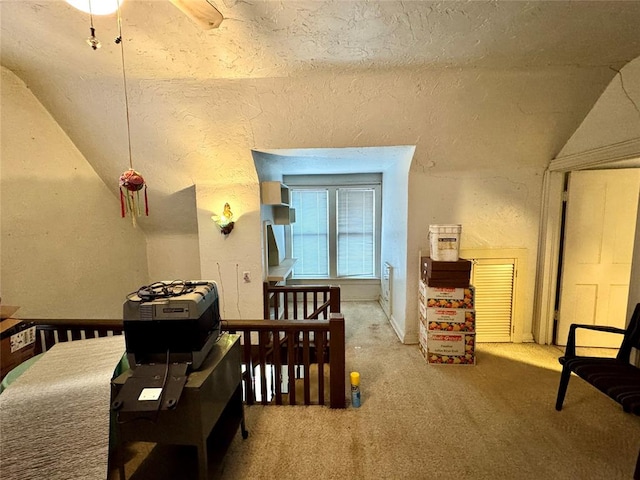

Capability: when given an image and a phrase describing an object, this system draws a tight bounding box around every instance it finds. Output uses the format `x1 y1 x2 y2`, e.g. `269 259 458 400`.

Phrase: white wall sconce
212 203 235 235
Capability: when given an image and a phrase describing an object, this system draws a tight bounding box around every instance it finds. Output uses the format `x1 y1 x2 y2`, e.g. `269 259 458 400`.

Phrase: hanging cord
217 262 226 318
235 263 242 318
115 0 134 170
86 0 101 50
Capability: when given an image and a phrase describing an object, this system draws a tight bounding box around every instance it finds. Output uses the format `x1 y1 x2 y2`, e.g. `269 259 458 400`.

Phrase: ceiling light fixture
66 0 122 15
86 3 101 50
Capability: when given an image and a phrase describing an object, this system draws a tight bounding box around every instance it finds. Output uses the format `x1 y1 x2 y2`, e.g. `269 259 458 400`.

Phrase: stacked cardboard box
418 258 476 365
418 325 476 365
1 306 36 380
421 256 471 287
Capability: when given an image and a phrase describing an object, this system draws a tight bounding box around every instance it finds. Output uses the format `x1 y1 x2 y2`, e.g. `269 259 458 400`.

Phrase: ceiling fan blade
169 0 223 30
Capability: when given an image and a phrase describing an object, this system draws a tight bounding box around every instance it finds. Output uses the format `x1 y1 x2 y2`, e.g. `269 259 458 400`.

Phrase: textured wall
195 183 263 321
0 67 149 319
146 233 201 282
554 56 640 321
558 56 640 158
380 149 413 341
238 66 612 340
1 59 625 332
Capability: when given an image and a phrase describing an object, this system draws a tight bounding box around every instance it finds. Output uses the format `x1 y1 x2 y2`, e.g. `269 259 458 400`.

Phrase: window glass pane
337 188 375 278
291 189 329 277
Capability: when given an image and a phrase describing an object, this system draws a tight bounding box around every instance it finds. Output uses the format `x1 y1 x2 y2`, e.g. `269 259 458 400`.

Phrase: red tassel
120 189 126 217
144 186 149 216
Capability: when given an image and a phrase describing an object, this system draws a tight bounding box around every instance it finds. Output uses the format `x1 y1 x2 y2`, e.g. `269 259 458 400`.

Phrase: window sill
288 277 380 285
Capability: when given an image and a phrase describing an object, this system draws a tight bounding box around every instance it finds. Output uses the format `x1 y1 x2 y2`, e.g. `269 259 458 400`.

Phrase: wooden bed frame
28 319 124 355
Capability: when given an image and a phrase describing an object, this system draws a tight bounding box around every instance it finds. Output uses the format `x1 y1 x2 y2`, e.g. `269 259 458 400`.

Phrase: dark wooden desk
111 333 247 480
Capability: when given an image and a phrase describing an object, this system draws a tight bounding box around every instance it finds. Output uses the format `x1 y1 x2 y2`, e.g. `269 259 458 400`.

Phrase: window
286 174 381 280
291 189 329 277
337 188 375 277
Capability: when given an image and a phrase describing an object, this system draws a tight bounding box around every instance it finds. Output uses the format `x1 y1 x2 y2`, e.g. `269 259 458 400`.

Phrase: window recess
285 174 381 281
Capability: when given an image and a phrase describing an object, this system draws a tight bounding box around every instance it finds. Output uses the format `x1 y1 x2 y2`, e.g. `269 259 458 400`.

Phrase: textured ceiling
4 1 640 80
2 1 640 234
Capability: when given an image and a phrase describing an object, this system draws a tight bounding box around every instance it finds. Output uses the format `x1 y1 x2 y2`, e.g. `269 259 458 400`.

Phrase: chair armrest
565 323 626 358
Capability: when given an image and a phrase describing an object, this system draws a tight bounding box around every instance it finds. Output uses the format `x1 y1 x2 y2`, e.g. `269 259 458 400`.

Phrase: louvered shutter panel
471 259 515 342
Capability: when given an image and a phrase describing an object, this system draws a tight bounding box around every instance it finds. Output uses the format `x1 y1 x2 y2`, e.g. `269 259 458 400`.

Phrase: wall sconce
212 203 235 235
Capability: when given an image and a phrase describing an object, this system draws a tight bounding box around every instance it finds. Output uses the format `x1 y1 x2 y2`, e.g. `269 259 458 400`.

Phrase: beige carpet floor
113 302 640 480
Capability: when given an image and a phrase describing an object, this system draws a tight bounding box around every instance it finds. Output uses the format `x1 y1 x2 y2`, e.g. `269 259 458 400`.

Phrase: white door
557 169 640 347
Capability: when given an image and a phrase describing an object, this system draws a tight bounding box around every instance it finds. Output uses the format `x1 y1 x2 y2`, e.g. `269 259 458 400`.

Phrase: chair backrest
619 303 640 362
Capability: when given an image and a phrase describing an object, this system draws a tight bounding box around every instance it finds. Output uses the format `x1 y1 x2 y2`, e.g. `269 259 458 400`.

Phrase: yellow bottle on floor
350 371 361 408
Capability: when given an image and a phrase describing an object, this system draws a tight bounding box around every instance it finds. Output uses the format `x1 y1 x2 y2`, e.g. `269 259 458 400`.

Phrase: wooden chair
555 303 640 415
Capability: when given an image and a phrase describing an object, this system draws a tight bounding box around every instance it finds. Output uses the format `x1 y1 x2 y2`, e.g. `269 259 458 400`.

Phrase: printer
122 280 221 370
113 281 221 416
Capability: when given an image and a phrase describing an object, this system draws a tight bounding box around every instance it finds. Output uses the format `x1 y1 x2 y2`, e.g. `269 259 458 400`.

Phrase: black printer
113 281 222 416
122 280 221 370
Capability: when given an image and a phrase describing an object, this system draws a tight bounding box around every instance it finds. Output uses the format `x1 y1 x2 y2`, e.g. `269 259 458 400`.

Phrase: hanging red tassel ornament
119 168 148 226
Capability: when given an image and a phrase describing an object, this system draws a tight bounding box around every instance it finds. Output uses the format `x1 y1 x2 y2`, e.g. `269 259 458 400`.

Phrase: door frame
532 139 640 345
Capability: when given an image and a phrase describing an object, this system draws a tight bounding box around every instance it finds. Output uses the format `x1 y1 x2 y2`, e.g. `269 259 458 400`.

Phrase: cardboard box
1 317 36 379
419 328 476 365
424 275 470 288
421 257 471 287
0 305 20 320
419 280 475 309
424 307 475 332
421 256 472 274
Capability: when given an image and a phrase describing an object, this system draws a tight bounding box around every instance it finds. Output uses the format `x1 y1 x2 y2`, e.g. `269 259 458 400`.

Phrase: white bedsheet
0 335 125 480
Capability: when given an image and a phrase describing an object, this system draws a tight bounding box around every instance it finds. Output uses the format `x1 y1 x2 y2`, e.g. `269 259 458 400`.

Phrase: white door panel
557 169 640 347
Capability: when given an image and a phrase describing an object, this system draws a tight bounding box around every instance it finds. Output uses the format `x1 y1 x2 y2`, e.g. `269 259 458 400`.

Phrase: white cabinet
261 181 295 225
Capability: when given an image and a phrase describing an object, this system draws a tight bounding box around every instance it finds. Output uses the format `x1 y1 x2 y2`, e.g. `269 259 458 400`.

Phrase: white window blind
337 188 375 277
291 189 329 277
287 174 381 280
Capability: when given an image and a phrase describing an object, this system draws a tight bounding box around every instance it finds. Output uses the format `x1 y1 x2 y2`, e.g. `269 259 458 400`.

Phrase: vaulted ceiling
3 0 640 233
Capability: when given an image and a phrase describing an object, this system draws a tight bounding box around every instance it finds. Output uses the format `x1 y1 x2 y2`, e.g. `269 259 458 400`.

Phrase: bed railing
264 283 341 320
23 319 124 355
225 313 346 408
